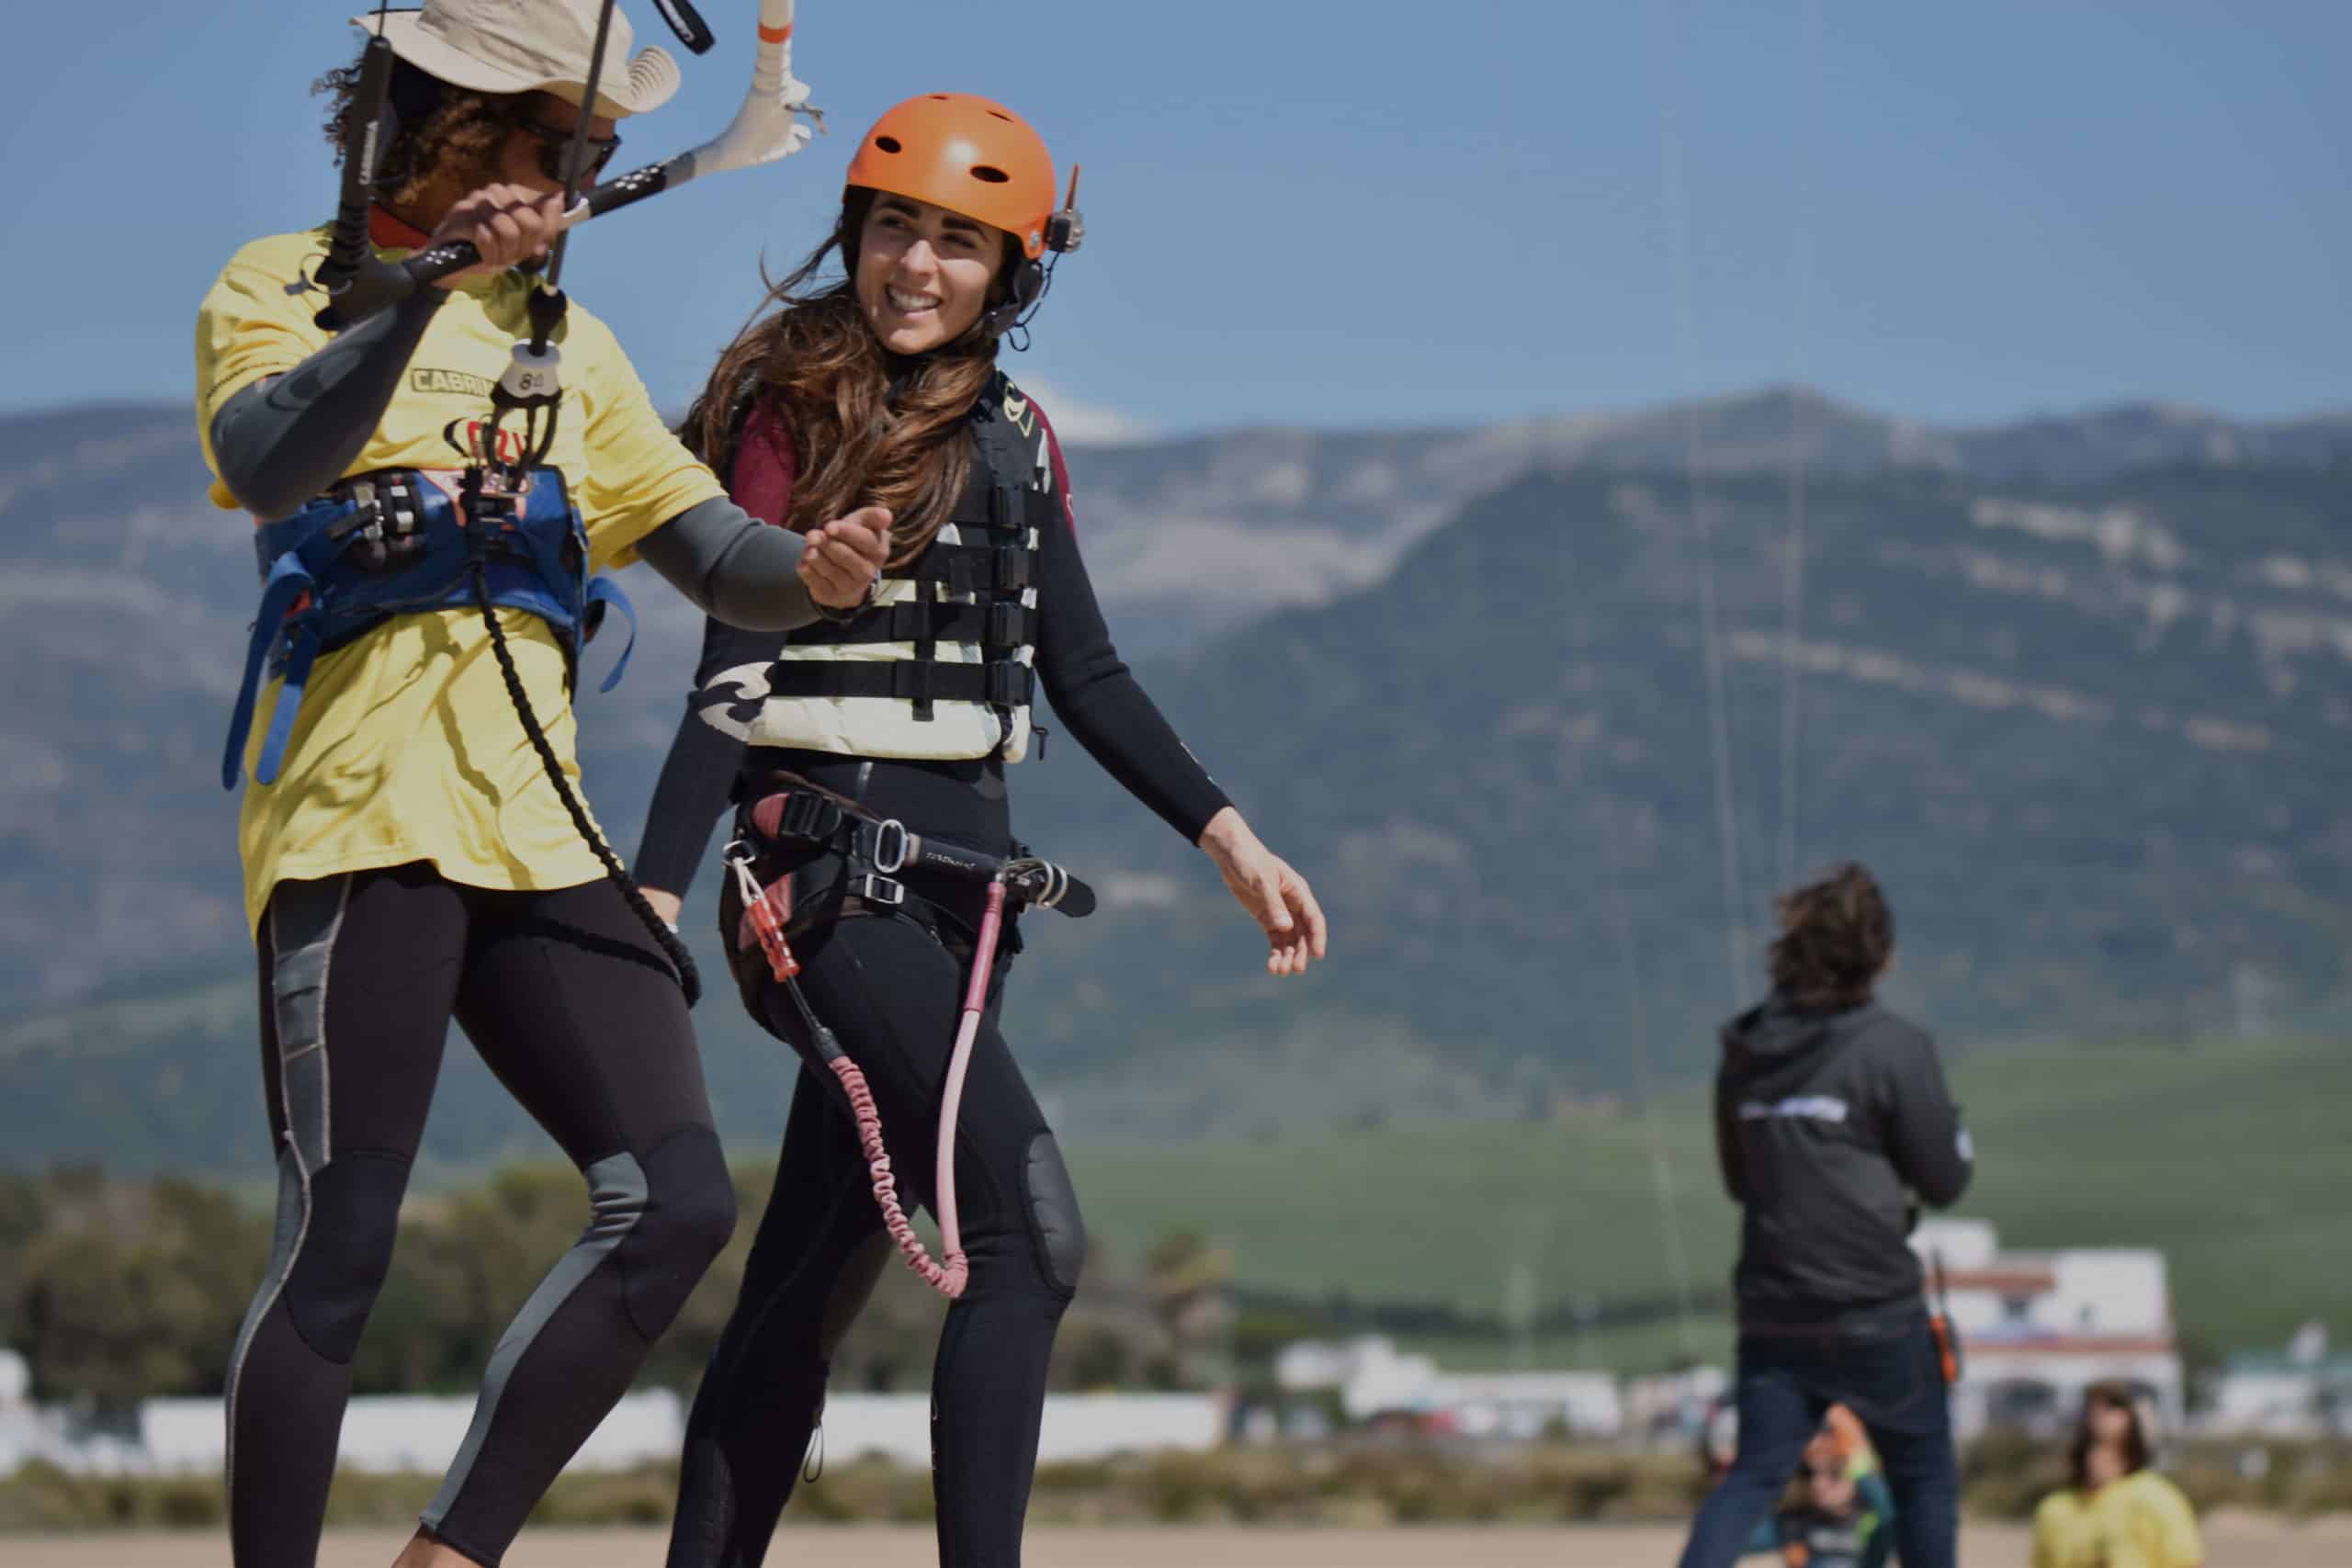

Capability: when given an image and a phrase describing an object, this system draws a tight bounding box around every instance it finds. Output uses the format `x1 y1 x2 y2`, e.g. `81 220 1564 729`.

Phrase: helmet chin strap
984 164 1085 344
980 257 1048 341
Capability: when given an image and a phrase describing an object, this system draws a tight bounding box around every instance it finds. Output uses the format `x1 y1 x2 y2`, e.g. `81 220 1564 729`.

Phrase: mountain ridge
3 387 2347 1158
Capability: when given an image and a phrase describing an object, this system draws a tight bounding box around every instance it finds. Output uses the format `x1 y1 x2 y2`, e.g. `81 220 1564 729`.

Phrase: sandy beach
8 1516 2347 1568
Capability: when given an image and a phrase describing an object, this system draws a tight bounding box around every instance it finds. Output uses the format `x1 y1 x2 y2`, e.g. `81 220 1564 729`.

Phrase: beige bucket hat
353 0 681 118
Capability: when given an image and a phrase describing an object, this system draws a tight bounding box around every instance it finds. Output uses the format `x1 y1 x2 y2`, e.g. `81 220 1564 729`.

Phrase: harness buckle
866 818 910 874
847 871 905 908
775 790 844 844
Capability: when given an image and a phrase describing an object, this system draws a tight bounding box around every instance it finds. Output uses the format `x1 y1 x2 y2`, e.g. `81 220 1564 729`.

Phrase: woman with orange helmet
641 94 1329 1563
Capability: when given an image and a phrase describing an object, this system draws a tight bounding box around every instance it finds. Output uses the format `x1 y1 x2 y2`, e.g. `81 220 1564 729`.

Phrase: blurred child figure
1744 1408 1896 1567
2031 1382 2205 1568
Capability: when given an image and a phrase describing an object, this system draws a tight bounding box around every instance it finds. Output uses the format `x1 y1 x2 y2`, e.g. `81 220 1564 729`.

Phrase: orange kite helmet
844 93 1059 259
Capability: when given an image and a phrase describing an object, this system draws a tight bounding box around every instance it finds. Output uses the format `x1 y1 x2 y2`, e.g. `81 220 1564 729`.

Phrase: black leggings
227 863 735 1568
667 900 1087 1568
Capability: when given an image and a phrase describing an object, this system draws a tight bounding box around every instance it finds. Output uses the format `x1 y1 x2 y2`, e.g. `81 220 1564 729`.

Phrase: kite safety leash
729 781 1095 1299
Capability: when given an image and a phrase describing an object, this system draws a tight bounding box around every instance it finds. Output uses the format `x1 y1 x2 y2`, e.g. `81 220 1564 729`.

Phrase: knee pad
1021 1133 1088 1294
282 1150 411 1364
618 1125 738 1338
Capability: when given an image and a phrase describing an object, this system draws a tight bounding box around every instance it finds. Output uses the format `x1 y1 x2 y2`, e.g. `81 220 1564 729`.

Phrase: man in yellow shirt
2031 1383 2206 1568
198 4 884 1564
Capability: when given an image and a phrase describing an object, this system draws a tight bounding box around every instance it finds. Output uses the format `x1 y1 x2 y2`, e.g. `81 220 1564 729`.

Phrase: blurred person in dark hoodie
1676 863 1973 1568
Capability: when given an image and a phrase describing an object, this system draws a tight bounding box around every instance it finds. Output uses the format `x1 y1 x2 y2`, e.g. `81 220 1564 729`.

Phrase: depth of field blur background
1 0 2347 1534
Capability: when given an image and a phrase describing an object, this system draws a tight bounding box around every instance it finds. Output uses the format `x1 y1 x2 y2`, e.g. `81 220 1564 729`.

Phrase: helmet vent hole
929 94 951 100
970 165 1011 184
874 136 902 153
988 110 1012 121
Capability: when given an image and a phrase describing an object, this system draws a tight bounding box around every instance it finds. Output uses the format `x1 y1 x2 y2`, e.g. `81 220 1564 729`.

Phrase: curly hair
1768 862 1894 1010
680 188 1021 571
312 53 514 211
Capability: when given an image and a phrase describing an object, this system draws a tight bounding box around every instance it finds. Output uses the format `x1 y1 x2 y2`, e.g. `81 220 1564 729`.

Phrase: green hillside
1067 1034 2350 1358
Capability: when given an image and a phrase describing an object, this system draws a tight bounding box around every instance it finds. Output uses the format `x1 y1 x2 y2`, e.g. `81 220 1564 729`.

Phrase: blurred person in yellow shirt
2031 1382 2205 1568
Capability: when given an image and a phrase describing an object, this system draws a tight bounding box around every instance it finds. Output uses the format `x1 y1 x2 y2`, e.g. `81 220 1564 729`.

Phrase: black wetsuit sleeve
1713 1072 1748 1204
632 615 767 897
208 292 448 519
1882 1029 1973 1208
1031 475 1233 844
634 495 823 630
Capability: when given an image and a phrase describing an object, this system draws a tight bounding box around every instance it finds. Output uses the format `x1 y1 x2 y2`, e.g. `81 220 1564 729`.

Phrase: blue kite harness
221 468 636 789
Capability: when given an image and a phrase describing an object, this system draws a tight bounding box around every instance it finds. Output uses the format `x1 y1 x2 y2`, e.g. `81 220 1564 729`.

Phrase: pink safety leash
828 878 1004 1300
730 779 1093 1303
731 845 1005 1301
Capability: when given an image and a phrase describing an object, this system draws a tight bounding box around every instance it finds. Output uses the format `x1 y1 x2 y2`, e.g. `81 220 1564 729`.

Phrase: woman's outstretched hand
800 506 893 609
1199 807 1328 977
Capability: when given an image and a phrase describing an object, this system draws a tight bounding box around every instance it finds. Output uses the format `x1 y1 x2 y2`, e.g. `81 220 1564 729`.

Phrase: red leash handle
728 846 799 980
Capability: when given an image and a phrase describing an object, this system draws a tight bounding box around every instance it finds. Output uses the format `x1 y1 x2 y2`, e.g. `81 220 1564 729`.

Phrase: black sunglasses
510 116 623 185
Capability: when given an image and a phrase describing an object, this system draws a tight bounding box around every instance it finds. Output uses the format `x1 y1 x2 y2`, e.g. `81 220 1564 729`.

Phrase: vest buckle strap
984 600 1028 648
994 545 1031 592
988 479 1032 530
889 660 938 716
984 661 1035 706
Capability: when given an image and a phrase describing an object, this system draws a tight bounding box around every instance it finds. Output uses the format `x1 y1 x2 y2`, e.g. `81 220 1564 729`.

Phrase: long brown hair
2067 1381 2154 1488
1768 862 1894 1010
682 190 1018 570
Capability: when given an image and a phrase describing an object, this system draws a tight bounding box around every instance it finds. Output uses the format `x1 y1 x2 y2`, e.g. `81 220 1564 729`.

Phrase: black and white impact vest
696 375 1055 762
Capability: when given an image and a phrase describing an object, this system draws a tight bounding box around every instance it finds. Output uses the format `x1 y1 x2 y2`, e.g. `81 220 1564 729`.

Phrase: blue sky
4 0 2345 434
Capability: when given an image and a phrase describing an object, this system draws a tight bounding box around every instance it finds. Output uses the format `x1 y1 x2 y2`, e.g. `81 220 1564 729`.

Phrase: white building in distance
1911 1217 2182 1439
1275 1335 1623 1439
2204 1323 2352 1438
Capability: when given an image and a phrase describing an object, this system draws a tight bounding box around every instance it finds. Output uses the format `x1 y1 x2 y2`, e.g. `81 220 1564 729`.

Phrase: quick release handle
1010 861 1096 919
